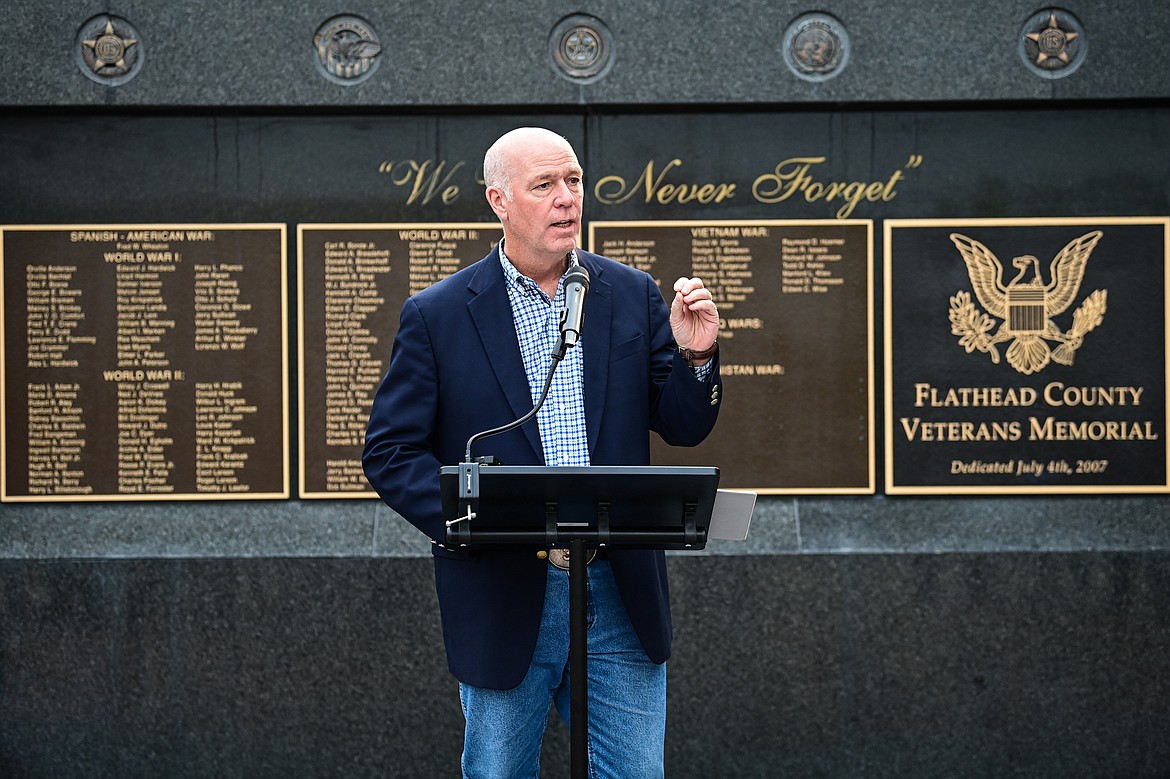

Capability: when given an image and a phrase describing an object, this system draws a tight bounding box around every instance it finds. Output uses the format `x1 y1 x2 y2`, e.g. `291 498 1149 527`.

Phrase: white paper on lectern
708 489 756 541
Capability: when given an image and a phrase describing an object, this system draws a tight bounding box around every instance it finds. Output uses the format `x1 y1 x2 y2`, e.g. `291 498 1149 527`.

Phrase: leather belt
546 547 599 570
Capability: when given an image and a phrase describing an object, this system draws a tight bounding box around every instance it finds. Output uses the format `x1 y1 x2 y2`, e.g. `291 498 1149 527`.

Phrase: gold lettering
593 159 735 206
1042 382 1145 407
752 157 909 218
900 418 1022 441
912 383 1037 407
1028 417 1158 441
379 159 462 205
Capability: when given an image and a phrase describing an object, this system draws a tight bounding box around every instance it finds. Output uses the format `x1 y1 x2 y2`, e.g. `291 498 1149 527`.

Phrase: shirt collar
499 238 579 297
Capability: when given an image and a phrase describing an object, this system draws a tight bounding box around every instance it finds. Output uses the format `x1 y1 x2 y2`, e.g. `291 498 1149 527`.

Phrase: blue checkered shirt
499 242 591 467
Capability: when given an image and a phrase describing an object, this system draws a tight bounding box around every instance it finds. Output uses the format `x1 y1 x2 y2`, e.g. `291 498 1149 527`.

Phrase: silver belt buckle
548 547 597 570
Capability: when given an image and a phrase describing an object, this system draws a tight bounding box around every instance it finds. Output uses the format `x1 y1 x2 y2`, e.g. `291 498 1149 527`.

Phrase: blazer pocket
609 333 646 363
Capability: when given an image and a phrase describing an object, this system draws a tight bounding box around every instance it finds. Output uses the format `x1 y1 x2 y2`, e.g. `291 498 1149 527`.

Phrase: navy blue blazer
362 247 722 690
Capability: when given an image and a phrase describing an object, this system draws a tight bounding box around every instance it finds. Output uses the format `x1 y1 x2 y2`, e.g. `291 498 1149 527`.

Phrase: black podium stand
441 463 719 779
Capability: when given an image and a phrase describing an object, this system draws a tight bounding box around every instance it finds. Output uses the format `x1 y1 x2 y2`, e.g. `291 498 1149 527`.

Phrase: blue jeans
459 560 667 778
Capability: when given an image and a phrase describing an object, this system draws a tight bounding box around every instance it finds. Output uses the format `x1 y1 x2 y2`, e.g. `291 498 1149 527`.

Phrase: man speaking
363 126 722 777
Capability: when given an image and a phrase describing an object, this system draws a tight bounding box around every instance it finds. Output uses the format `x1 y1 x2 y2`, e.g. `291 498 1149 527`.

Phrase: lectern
441 463 720 779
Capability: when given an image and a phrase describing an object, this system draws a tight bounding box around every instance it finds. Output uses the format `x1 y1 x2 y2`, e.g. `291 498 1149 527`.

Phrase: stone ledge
3 495 1167 560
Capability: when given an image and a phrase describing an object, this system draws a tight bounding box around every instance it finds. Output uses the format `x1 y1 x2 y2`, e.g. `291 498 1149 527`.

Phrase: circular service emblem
1019 9 1087 79
549 14 615 83
75 15 143 86
313 15 383 85
783 13 850 82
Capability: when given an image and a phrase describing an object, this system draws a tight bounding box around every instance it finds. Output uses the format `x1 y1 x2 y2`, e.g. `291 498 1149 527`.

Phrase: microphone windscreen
565 265 590 291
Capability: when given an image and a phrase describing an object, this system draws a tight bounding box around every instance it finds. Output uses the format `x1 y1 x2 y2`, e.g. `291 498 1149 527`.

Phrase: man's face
489 138 583 268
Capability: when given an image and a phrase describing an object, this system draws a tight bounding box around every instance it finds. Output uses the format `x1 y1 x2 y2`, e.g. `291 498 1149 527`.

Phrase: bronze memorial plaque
1 224 288 501
297 223 498 498
884 217 1170 494
589 219 874 493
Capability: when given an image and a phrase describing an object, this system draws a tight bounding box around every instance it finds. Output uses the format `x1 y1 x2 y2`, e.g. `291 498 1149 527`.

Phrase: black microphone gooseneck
463 261 590 463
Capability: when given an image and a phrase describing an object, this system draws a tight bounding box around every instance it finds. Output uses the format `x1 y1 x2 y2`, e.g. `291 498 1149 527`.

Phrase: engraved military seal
314 15 383 85
783 13 850 82
75 15 143 86
1019 9 1087 79
549 14 615 83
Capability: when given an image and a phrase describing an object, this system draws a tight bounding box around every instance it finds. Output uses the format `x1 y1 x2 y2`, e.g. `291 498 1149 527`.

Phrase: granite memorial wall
2 2 1169 776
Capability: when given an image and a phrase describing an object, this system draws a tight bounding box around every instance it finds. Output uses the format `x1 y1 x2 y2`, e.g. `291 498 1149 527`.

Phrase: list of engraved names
2 225 287 501
588 220 873 492
298 224 496 497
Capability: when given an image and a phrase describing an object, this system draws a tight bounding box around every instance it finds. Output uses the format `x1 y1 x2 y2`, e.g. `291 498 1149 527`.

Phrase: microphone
554 264 590 357
464 261 590 462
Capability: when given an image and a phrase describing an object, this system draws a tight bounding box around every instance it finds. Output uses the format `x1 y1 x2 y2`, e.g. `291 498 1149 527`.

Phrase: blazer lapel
466 252 544 461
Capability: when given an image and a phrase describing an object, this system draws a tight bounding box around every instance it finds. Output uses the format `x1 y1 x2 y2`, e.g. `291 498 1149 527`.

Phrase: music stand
441 463 719 779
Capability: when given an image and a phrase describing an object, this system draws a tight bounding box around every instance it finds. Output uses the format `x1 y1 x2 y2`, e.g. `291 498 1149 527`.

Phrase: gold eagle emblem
948 231 1107 374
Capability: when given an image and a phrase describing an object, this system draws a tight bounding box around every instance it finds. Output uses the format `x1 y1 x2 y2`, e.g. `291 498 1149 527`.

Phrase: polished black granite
1 1 1167 106
3 552 1169 777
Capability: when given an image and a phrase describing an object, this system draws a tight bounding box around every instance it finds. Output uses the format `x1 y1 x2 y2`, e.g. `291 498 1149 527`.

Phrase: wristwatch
678 342 718 366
